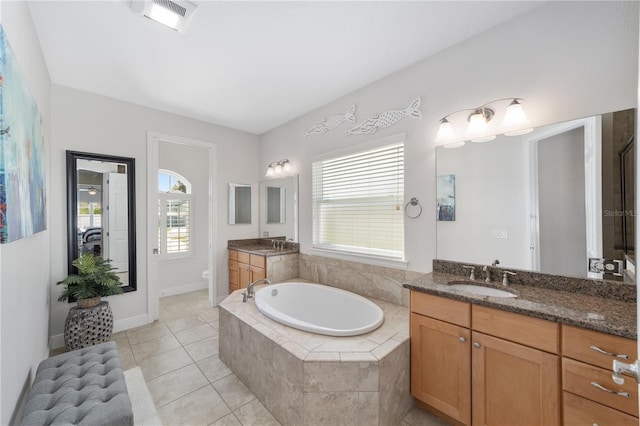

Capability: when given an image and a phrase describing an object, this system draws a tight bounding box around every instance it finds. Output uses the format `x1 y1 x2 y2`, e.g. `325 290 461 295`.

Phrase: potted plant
57 253 124 308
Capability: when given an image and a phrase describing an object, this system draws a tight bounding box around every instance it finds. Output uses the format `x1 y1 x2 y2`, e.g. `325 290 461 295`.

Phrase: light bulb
282 161 291 173
265 165 274 177
467 111 489 136
502 99 529 134
274 163 283 175
444 141 465 149
471 135 496 143
435 119 455 144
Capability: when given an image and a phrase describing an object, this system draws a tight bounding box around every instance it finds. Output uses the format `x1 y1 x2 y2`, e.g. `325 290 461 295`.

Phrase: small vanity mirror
436 109 635 282
66 151 136 292
228 183 252 225
259 175 298 241
266 186 286 224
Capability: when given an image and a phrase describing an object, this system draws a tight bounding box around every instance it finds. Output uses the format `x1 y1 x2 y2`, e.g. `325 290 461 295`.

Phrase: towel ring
404 197 423 219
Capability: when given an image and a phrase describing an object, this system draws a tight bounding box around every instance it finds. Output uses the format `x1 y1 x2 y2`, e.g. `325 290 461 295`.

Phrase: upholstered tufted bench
21 341 133 426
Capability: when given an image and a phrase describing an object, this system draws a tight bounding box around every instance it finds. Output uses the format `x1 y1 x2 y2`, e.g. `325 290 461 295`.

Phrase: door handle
153 248 158 254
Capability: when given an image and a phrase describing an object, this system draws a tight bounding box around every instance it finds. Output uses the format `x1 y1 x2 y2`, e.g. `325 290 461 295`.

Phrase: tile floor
90 289 450 425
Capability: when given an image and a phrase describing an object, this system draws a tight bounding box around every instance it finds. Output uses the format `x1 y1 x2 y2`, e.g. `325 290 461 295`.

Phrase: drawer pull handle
459 337 466 343
590 381 630 398
589 345 630 360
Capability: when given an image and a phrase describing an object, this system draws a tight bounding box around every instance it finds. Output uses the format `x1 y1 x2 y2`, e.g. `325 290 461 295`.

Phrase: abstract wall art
0 25 46 243
437 174 455 221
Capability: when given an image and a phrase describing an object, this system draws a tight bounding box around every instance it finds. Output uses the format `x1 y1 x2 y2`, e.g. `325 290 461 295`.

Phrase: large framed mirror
66 151 137 293
259 175 298 241
228 183 252 224
436 108 635 283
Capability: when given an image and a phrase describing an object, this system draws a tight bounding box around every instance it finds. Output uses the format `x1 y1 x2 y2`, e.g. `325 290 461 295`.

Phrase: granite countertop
232 246 299 256
404 272 637 340
228 238 300 257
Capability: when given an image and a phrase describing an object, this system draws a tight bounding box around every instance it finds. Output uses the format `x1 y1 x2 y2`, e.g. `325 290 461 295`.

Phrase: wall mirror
266 186 286 224
436 108 635 283
66 151 137 293
259 175 298 241
228 183 251 224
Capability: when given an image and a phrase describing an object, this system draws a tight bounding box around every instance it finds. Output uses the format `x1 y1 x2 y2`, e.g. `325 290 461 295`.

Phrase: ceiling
28 1 542 135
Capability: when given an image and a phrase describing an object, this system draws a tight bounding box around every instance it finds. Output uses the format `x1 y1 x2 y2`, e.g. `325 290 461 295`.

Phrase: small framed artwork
437 174 455 221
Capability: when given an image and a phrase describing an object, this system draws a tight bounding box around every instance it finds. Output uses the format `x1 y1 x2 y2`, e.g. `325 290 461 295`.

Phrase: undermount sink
447 283 517 298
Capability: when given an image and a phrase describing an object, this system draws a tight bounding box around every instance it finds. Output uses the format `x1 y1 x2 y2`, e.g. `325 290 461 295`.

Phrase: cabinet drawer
250 254 266 269
562 357 638 416
562 324 637 370
410 291 470 327
472 305 559 353
237 251 250 264
229 249 238 260
563 391 638 426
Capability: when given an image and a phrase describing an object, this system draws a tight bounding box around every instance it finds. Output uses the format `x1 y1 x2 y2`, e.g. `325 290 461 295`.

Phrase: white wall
0 3 52 424
259 1 639 273
158 141 209 296
50 85 260 343
436 136 530 269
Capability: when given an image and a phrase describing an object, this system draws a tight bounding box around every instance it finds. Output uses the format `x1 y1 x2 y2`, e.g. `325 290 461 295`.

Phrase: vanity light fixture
435 98 531 147
265 159 292 177
87 187 98 196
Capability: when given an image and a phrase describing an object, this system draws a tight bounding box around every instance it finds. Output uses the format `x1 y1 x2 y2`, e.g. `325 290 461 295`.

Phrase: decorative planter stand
64 301 114 350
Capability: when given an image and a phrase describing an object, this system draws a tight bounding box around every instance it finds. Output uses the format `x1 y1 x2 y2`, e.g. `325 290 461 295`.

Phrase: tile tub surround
404 269 637 339
219 287 414 426
299 253 427 307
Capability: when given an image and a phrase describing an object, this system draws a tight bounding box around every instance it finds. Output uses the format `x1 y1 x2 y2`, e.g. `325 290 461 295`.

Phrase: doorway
147 132 217 322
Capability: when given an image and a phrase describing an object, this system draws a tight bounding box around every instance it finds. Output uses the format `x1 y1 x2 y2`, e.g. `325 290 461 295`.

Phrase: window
158 170 192 257
312 140 404 259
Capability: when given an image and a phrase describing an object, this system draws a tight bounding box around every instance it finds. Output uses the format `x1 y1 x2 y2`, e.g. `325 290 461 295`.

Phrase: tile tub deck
219 286 413 425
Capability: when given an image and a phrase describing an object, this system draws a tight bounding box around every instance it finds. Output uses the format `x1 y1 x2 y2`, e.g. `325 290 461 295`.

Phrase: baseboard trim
49 313 150 350
159 281 208 298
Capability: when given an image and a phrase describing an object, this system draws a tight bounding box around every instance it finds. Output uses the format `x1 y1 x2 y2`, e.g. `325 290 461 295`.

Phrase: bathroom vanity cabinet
228 249 266 293
410 291 560 426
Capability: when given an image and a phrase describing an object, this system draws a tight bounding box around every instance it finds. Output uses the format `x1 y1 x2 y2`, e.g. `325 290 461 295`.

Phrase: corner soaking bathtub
254 282 384 336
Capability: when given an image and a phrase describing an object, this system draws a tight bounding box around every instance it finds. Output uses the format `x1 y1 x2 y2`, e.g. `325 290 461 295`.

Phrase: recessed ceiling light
131 0 198 33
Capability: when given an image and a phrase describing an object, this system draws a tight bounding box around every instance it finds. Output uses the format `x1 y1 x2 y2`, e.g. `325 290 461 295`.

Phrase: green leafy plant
57 253 124 302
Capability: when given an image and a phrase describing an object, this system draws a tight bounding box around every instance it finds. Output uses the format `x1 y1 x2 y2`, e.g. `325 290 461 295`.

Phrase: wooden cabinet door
251 266 266 282
411 313 471 425
471 332 560 426
238 263 251 289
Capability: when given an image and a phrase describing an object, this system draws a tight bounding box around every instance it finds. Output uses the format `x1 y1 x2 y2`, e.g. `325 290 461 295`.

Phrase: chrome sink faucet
246 278 272 299
502 271 516 286
483 265 491 283
463 265 476 280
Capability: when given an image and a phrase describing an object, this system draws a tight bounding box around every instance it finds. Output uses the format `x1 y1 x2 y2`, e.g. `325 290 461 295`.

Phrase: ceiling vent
131 0 198 33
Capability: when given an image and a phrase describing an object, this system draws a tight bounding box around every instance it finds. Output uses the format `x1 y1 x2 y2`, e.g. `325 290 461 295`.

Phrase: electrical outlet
589 258 623 276
494 229 508 239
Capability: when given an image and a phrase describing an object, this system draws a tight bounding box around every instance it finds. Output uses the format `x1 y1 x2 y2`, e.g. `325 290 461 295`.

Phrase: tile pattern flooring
80 289 450 425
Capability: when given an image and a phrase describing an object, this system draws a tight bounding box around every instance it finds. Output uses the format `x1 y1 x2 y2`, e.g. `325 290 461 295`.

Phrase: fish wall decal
305 104 357 137
346 96 422 136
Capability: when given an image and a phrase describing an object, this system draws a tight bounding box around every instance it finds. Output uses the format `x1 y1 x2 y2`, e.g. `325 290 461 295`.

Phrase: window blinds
312 141 404 259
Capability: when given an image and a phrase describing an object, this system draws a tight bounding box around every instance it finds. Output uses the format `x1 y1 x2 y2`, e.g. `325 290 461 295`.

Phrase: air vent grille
153 0 186 17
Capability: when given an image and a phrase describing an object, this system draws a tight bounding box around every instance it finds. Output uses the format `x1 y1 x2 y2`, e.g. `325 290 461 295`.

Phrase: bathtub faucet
246 278 272 299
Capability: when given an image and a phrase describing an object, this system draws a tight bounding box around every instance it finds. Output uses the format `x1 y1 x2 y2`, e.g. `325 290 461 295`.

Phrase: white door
105 173 129 282
147 131 217 324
